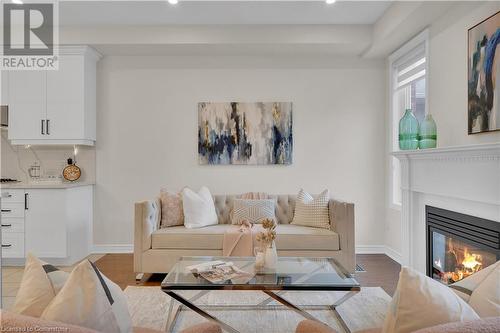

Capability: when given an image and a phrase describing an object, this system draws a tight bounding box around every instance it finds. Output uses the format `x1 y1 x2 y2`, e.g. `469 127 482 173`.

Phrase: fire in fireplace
426 206 499 285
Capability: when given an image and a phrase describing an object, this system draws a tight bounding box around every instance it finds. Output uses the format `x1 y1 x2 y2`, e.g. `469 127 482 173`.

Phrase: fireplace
426 206 499 285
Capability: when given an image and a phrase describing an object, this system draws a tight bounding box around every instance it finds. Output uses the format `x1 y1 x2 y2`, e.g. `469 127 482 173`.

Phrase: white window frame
388 29 429 210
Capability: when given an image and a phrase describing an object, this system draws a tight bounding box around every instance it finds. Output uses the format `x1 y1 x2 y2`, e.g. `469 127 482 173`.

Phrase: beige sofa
134 194 355 275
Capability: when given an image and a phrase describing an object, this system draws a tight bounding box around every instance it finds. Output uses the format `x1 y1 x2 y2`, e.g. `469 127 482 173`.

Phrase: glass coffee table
161 256 360 333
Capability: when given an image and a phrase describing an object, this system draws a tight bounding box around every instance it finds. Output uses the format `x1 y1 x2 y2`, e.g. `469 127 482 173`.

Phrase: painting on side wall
468 11 500 134
198 102 293 165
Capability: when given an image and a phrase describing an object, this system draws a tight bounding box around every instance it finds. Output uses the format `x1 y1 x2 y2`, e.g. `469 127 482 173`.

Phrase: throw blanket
223 222 266 256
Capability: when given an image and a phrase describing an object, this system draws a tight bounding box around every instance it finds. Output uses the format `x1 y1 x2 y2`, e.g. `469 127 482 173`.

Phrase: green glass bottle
399 109 419 150
418 114 437 149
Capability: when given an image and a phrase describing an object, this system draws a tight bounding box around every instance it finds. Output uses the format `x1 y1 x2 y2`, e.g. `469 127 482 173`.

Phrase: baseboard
92 244 133 254
355 245 386 254
384 246 403 264
356 245 402 264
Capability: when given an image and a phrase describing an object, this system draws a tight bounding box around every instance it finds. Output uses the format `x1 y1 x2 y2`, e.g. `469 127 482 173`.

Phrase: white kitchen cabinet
1 185 93 265
7 46 101 145
1 71 9 105
8 70 45 140
1 189 25 259
25 189 67 258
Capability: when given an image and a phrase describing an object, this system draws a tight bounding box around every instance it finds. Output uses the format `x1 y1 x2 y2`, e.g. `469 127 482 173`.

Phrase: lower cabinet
1 186 93 265
25 189 68 258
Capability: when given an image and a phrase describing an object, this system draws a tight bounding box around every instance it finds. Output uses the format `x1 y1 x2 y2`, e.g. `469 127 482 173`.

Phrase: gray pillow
232 199 276 225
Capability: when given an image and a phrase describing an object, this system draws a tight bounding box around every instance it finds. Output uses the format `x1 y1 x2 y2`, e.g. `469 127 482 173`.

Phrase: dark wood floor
95 254 401 296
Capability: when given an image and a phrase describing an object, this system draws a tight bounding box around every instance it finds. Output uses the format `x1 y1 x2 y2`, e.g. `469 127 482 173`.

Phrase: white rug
125 287 390 333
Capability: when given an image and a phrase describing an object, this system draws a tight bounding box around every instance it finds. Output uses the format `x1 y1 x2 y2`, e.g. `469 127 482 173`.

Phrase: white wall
384 2 500 259
95 56 386 248
429 1 500 146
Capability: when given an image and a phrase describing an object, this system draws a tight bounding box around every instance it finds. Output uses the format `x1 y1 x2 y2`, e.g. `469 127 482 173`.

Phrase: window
389 30 428 207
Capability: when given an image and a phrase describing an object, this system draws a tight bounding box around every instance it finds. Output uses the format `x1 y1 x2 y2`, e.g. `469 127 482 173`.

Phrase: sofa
134 194 355 275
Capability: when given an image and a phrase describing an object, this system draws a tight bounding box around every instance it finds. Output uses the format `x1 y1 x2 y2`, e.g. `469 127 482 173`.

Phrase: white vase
264 242 278 270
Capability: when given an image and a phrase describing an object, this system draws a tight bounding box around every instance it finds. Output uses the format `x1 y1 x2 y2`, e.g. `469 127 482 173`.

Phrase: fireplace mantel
391 143 500 270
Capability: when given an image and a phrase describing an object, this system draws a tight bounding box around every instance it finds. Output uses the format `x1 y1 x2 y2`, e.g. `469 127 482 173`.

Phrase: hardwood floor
95 254 401 296
355 254 401 296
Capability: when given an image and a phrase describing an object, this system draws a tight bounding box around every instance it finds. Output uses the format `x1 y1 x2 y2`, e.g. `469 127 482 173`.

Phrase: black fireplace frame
425 206 500 278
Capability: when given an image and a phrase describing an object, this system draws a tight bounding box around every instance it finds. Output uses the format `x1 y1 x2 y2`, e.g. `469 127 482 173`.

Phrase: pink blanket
223 222 265 256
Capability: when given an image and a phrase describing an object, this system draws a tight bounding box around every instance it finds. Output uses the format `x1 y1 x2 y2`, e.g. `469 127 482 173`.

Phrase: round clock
63 158 81 181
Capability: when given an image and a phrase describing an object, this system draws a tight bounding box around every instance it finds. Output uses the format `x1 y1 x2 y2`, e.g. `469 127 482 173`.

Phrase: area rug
125 287 390 333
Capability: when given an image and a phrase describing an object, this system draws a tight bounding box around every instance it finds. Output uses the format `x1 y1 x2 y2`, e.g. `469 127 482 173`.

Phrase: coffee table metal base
164 290 359 333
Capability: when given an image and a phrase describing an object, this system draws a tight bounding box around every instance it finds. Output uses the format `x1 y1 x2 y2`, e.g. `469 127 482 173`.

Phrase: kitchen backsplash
0 132 95 183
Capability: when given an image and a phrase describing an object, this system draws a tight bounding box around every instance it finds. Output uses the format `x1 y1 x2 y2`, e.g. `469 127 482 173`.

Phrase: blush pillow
13 253 69 317
182 186 218 229
382 266 479 333
159 189 184 228
41 260 132 333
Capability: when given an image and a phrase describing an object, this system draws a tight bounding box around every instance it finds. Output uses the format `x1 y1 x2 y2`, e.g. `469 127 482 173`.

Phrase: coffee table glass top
161 256 359 290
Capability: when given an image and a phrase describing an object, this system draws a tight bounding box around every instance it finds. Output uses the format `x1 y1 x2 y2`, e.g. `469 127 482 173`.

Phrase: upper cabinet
7 46 101 146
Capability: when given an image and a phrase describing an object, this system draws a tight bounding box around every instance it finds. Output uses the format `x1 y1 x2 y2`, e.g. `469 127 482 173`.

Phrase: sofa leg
135 273 152 284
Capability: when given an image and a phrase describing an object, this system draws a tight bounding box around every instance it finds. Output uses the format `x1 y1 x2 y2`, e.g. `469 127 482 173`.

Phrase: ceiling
59 1 392 26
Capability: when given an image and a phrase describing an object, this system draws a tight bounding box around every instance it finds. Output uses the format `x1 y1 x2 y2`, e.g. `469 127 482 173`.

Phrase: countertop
0 181 95 189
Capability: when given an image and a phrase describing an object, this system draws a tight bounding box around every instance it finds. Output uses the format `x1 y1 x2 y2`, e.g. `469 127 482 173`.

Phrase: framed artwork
468 11 500 134
198 102 293 165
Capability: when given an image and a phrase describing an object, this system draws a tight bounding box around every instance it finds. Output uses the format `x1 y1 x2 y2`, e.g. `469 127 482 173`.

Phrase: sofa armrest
134 198 161 273
329 199 355 273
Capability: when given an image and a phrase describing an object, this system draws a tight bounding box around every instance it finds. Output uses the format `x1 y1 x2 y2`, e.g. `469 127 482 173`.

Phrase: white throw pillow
382 266 479 333
13 253 69 317
291 189 330 229
468 262 500 317
232 199 276 225
182 186 218 229
450 261 499 302
41 260 132 333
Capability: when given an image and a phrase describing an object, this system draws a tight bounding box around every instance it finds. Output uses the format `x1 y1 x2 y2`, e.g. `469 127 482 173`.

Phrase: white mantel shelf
391 142 500 159
390 142 500 271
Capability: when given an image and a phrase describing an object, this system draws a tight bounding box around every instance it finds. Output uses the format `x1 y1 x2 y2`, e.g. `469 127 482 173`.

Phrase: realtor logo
1 1 59 70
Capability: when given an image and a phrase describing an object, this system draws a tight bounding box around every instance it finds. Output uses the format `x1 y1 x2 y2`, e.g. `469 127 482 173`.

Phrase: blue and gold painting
198 102 293 165
468 11 500 134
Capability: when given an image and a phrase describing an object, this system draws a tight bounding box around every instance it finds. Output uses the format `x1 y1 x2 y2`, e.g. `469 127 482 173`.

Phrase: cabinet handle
1 209 11 212
41 119 45 135
1 224 12 227
46 119 50 135
25 193 28 210
1 244 12 248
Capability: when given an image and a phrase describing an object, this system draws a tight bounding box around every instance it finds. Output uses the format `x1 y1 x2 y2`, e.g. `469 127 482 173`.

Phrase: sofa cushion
151 224 339 251
152 225 231 250
275 225 339 251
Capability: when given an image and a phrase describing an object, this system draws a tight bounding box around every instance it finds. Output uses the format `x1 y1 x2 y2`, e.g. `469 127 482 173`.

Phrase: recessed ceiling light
12 0 23 4
168 0 178 4
326 0 336 4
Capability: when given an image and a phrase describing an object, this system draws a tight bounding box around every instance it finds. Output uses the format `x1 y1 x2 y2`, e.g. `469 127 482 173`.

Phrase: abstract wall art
198 102 293 165
468 11 500 134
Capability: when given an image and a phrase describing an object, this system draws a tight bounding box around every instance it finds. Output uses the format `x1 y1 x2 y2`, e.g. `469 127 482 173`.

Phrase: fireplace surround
392 143 500 272
426 206 499 285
